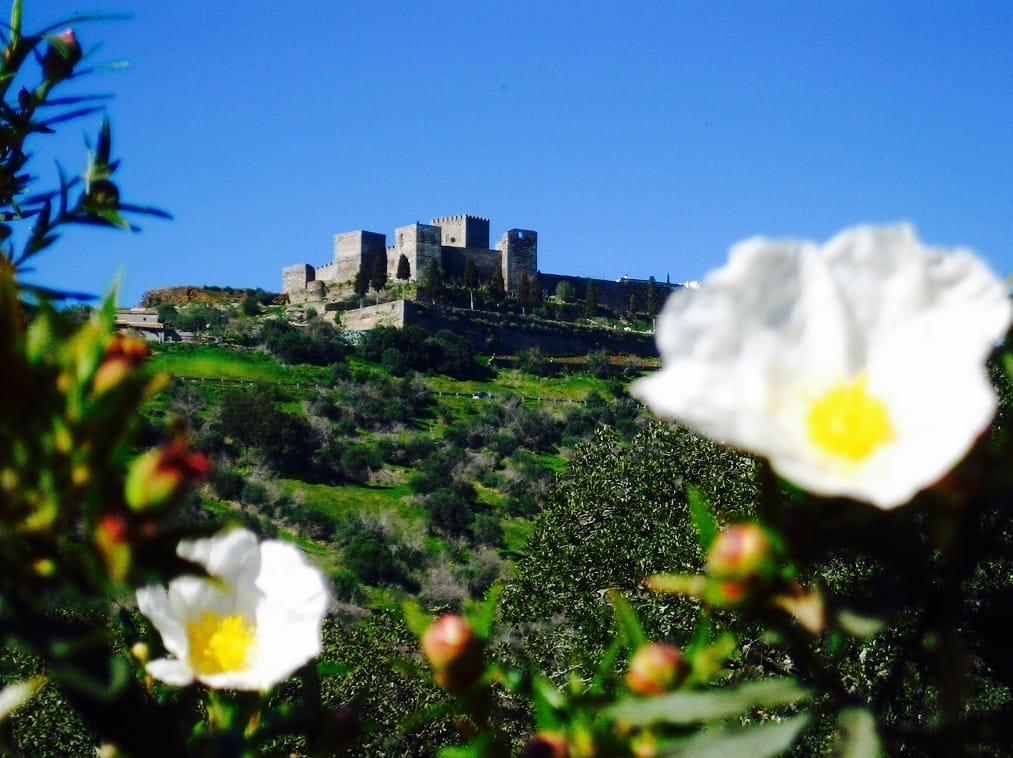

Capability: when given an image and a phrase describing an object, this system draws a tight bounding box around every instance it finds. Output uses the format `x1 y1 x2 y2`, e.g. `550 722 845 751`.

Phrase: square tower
392 222 442 283
431 215 490 249
497 228 538 292
333 230 387 283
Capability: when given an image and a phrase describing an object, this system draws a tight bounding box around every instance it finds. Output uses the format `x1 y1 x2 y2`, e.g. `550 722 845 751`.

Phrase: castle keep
283 214 537 301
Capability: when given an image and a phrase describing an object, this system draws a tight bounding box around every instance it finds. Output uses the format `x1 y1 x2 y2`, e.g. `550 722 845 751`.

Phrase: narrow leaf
608 588 646 650
531 674 566 730
606 678 810 726
470 582 502 639
837 610 886 638
657 712 810 758
644 573 707 597
400 598 432 638
36 105 105 128
96 117 111 165
834 708 881 758
116 203 173 219
687 484 718 550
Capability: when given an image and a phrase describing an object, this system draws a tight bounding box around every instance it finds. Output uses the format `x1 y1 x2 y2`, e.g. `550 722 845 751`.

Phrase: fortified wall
341 300 660 357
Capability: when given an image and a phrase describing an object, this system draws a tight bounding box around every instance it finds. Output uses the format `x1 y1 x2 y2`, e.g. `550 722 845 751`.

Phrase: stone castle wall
339 300 659 357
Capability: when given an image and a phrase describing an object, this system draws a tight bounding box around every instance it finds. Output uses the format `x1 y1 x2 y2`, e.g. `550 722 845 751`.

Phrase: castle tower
497 228 538 292
333 230 387 283
431 215 490 249
391 222 442 282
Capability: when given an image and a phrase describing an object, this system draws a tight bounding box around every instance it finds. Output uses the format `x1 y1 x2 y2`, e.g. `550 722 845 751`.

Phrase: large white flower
136 528 330 690
632 224 1011 509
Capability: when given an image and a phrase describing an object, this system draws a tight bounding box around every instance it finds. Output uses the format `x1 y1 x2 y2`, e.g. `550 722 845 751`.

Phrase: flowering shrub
0 5 343 755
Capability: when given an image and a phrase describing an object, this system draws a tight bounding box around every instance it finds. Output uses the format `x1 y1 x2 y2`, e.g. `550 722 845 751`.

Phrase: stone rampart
338 300 658 357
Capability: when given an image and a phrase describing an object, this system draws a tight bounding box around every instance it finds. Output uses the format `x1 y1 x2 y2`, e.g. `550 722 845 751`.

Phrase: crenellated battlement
430 214 489 224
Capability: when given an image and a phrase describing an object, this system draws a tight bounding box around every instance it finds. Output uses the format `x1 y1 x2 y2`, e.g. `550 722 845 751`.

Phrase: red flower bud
421 614 483 691
41 29 82 83
626 642 687 696
92 333 148 395
707 524 777 581
706 524 780 604
521 731 570 758
125 440 210 511
95 512 132 581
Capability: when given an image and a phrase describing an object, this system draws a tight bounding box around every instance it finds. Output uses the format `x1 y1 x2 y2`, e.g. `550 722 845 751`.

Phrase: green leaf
837 609 886 638
657 712 810 758
96 117 112 165
531 674 566 730
687 484 718 550
834 708 881 758
400 598 431 638
608 588 646 650
469 581 502 639
438 737 490 758
0 675 45 722
9 0 22 47
315 660 352 677
644 572 707 597
606 678 811 727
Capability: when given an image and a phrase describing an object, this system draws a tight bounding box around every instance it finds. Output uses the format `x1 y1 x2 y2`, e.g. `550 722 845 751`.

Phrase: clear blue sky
24 1 1013 306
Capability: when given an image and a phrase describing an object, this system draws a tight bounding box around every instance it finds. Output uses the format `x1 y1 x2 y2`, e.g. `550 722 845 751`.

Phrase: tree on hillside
646 276 659 320
396 253 411 298
488 267 506 305
584 278 598 319
421 258 444 303
155 302 178 328
555 279 575 303
517 273 535 315
371 249 389 299
464 259 478 310
627 293 638 320
354 262 370 308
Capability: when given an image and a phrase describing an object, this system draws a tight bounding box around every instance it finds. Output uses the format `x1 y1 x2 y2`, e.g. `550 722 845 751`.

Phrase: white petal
136 585 188 660
146 658 195 687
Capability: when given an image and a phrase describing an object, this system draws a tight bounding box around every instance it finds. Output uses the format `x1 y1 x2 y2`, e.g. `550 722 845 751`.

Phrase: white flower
632 224 1011 508
136 528 330 690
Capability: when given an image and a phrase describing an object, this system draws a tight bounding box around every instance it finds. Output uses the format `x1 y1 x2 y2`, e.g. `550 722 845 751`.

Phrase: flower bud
626 642 687 696
421 614 483 691
41 29 82 83
130 641 149 664
707 524 777 581
125 440 210 512
706 524 780 604
520 731 569 758
95 512 132 581
85 179 120 211
92 333 148 395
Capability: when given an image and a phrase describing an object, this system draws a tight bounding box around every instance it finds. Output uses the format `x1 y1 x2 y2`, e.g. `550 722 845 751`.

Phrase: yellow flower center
186 612 255 675
807 375 894 461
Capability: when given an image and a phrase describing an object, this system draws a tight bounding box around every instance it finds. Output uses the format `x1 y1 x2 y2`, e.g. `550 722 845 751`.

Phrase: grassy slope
147 343 617 582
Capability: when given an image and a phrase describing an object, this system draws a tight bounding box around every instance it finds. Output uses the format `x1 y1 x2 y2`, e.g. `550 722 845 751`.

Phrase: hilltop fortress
281 213 681 355
283 214 537 302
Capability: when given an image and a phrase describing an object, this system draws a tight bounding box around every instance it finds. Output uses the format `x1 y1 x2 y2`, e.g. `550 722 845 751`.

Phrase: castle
283 214 537 302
